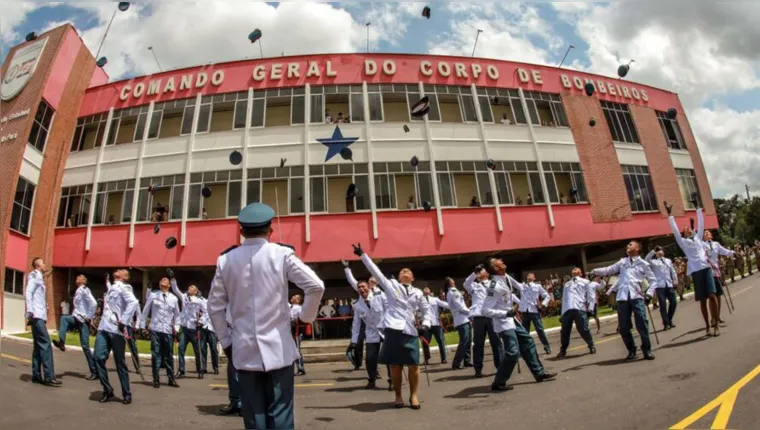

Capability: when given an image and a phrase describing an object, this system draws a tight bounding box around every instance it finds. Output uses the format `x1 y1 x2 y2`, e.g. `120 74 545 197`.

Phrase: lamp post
471 29 483 57
248 28 264 59
366 22 371 53
557 44 575 68
148 46 163 73
95 2 131 61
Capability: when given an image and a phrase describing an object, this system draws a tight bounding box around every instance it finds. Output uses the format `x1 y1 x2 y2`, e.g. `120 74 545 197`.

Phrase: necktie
426 296 429 302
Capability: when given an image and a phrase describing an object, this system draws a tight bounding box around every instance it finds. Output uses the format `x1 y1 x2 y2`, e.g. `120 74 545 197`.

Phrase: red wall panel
5 231 30 272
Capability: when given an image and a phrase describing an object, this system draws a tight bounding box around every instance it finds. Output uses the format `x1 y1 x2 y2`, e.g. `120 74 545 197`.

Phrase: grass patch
13 332 197 356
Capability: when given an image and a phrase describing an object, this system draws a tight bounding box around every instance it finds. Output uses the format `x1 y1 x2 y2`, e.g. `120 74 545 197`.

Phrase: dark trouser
293 333 305 373
150 331 175 383
521 312 551 352
452 323 472 367
422 325 447 363
473 317 503 371
493 324 545 386
31 318 55 381
656 288 678 327
126 326 137 359
354 321 366 368
238 366 295 430
58 315 96 375
201 329 219 373
227 350 242 409
366 342 381 381
94 330 131 398
559 310 594 351
178 327 203 374
617 299 651 353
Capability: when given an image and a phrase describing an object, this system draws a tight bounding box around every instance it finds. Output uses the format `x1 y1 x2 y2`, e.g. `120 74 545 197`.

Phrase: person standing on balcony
463 265 503 378
353 244 430 410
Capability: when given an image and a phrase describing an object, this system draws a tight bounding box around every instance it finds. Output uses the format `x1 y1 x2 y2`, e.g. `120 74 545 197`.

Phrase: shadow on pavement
195 404 240 416
435 374 488 383
324 385 372 394
305 402 399 413
545 354 586 362
87 391 123 402
443 380 535 399
61 371 89 380
335 376 367 382
671 327 709 341
562 357 631 372
331 369 356 374
659 335 710 350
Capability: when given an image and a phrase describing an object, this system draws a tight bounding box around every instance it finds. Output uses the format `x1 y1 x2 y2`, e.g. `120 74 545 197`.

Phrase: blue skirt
713 277 725 297
692 267 717 301
379 329 420 366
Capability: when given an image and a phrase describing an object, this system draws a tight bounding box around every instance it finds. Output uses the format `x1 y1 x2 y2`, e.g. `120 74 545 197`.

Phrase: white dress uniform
446 285 472 368
668 209 710 276
586 281 606 313
170 278 206 376
446 287 470 328
703 240 735 279
55 284 98 377
25 270 48 321
644 251 680 328
420 294 450 363
140 291 180 335
99 281 140 334
25 270 57 382
558 277 596 354
513 280 552 353
463 272 503 374
72 285 98 323
290 303 306 374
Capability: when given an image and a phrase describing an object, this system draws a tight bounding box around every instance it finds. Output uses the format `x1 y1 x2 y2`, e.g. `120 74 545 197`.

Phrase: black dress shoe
474 370 483 378
197 373 204 380
451 364 462 370
153 381 160 388
364 381 376 389
31 377 43 384
213 369 219 375
53 339 66 352
100 393 114 403
175 372 185 379
86 374 98 381
589 346 597 355
535 372 557 383
220 404 241 415
296 370 306 376
556 350 567 358
168 380 180 388
122 396 132 405
626 350 637 360
491 383 514 392
670 323 676 328
643 351 655 360
463 363 473 368
441 360 448 364
44 379 62 387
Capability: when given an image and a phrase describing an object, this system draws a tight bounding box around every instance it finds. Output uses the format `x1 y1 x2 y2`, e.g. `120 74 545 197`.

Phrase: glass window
408 93 441 121
571 173 588 203
544 172 559 203
478 96 493 123
134 112 147 141
622 165 657 212
196 104 211 133
676 169 701 209
310 177 325 213
368 93 383 121
350 93 364 122
246 180 261 205
251 99 265 127
234 99 248 129
657 111 686 150
602 101 640 144
495 173 513 205
511 97 527 124
188 184 201 219
289 178 304 213
374 174 395 210
291 95 305 125
27 100 54 152
459 95 478 122
528 172 545 204
4 268 25 295
148 110 162 139
353 175 370 210
170 185 183 220
437 173 455 207
476 173 492 205
227 182 241 217
122 190 134 222
93 193 105 225
10 177 35 234
417 173 434 206
181 106 195 135
106 118 119 146
137 189 150 222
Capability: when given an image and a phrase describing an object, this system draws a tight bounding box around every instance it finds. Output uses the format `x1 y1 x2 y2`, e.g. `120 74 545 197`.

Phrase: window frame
10 176 36 236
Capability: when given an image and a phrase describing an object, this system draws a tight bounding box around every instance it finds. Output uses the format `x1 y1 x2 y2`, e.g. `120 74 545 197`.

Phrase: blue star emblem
317 126 359 162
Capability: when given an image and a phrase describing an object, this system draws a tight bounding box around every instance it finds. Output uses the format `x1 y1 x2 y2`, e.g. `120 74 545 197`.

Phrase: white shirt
422 295 449 327
703 241 735 278
60 302 70 316
72 285 97 323
107 280 141 327
644 251 678 291
360 254 430 336
99 281 140 335
446 287 471 327
25 270 48 321
480 277 517 334
208 238 325 372
170 279 206 330
669 209 711 275
289 304 302 322
586 281 607 311
140 290 180 335
200 297 215 332
354 292 387 343
350 302 362 343
561 277 594 315
514 281 550 313
594 256 657 301
344 267 383 296
463 273 487 318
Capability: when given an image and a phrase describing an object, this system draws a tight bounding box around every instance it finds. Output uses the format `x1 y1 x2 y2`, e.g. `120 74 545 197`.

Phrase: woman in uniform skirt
352 244 430 410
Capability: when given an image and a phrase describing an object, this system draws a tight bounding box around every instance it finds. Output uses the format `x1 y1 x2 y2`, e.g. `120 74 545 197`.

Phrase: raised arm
716 242 735 258
668 216 688 250
343 265 359 293
697 208 705 241
504 274 525 293
285 253 325 323
170 278 186 303
593 260 623 277
436 298 450 310
644 250 656 262
462 273 477 294
359 253 393 292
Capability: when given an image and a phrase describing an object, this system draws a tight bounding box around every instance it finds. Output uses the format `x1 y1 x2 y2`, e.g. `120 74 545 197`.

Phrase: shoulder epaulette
276 242 296 251
220 245 239 256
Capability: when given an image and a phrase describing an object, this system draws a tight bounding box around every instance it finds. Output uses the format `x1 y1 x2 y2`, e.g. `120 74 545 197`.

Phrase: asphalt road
2 274 759 430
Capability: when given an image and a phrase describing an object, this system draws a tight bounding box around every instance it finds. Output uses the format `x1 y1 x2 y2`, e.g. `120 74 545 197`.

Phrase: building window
136 175 187 221
676 168 702 210
11 177 35 235
187 170 242 220
57 184 92 227
622 165 658 212
247 165 303 215
28 100 54 152
89 180 137 225
484 89 568 127
602 101 640 144
307 163 369 213
657 111 686 150
4 268 25 295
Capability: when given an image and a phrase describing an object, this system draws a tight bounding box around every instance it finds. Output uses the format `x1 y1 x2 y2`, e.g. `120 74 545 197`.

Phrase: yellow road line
1 353 32 364
670 364 760 429
209 382 334 389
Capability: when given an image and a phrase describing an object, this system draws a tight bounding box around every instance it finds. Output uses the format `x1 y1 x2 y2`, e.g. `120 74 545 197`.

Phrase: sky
2 1 759 199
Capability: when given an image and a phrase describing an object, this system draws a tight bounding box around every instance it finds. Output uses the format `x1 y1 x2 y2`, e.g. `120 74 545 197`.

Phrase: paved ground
2 274 759 430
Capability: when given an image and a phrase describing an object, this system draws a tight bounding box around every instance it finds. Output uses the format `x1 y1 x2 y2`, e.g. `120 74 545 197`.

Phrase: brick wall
629 105 686 218
0 24 95 328
675 111 716 216
562 92 633 223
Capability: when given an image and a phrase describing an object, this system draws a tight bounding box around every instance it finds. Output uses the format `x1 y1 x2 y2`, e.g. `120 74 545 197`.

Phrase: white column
180 94 203 247
128 102 156 248
518 87 555 228
85 108 115 251
362 82 379 239
470 84 503 232
239 88 254 244
304 84 312 243
419 82 444 236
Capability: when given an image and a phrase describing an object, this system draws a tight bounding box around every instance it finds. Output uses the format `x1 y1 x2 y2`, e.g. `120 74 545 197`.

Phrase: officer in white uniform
343 262 375 369
352 280 389 389
557 269 596 358
289 295 306 376
592 241 658 360
170 277 205 379
463 265 503 378
53 273 98 379
139 276 181 388
220 308 242 416
25 257 61 386
208 203 325 430
420 287 449 365
481 257 557 392
106 275 140 363
445 277 472 369
199 295 220 376
95 269 140 404
586 275 607 334
645 246 679 330
512 273 552 354
702 230 735 323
